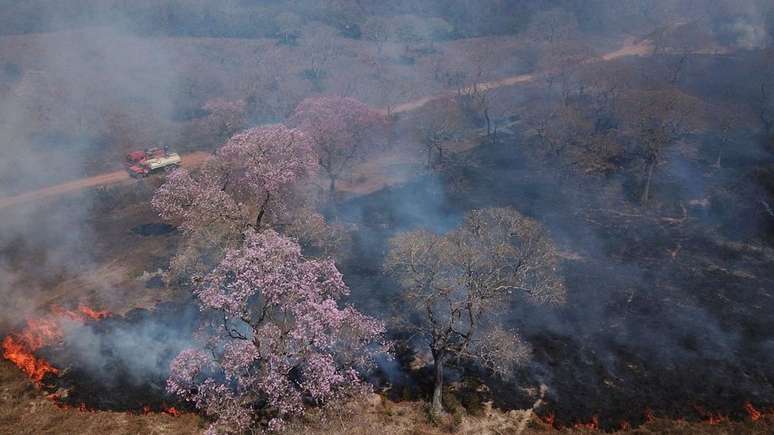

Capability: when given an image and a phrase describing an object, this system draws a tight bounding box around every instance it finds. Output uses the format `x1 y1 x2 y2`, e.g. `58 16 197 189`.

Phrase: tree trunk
713 151 722 169
484 108 491 138
329 175 337 200
641 160 656 205
256 192 270 228
431 352 445 416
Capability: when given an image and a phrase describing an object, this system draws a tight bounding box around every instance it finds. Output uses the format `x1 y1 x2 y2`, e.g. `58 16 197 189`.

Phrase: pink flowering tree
153 124 316 234
289 96 388 197
202 98 248 142
152 124 317 279
167 229 386 433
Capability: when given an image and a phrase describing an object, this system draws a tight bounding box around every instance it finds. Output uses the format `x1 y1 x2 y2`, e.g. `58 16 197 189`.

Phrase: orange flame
164 407 181 417
1 335 59 382
77 403 96 413
744 402 762 422
1 305 111 384
704 413 727 425
693 405 727 425
77 305 111 320
573 415 598 431
539 412 555 428
644 407 655 423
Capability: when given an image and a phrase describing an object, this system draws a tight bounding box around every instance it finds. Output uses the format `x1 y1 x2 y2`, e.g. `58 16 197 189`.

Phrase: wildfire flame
1 335 59 382
2 305 185 418
745 402 763 422
1 305 111 383
164 407 181 417
573 415 599 431
75 305 110 320
539 412 555 428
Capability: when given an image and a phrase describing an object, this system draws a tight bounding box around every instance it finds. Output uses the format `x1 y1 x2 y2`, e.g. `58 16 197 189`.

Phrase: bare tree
756 50 774 139
362 16 390 55
526 8 579 45
385 207 566 416
301 23 341 91
414 97 468 168
618 89 704 204
760 82 773 138
275 12 303 46
537 40 595 105
577 61 637 128
524 98 624 177
705 96 747 169
453 44 500 140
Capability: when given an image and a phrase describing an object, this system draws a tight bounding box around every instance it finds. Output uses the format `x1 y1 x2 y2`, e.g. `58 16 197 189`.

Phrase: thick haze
0 0 772 424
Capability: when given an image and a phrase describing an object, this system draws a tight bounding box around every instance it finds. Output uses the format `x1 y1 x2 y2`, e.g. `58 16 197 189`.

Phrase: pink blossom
152 124 316 234
168 230 386 432
289 95 388 192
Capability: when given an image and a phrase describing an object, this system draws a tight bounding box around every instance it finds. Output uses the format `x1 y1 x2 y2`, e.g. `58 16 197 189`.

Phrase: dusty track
388 38 651 114
0 151 210 209
0 39 651 210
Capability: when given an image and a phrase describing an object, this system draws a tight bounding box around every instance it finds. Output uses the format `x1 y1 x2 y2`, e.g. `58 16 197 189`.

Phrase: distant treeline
5 0 771 41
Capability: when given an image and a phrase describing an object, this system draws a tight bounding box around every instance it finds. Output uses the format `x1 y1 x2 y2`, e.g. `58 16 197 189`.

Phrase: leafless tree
537 40 595 105
618 89 704 204
363 16 390 55
756 50 774 139
415 97 468 168
385 207 566 416
453 45 499 140
301 24 342 91
524 98 624 177
526 8 579 45
760 82 773 138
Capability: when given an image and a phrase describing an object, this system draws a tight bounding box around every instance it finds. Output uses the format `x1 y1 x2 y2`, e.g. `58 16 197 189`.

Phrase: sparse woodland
1 1 774 434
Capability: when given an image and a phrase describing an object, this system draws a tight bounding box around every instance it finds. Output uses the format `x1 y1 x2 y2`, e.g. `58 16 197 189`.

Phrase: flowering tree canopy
153 124 316 234
289 95 388 195
151 124 319 280
167 229 385 433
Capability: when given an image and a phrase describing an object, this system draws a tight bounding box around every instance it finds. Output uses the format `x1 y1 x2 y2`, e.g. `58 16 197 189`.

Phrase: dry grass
285 393 774 435
0 361 203 435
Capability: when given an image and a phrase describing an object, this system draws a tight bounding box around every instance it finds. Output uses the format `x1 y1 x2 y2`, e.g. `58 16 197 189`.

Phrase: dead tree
618 89 703 205
414 97 467 168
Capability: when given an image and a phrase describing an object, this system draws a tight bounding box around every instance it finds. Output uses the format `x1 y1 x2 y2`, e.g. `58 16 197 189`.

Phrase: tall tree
385 207 566 416
756 49 774 140
167 229 385 433
289 95 387 198
153 124 315 234
617 89 704 204
152 124 317 279
414 97 468 168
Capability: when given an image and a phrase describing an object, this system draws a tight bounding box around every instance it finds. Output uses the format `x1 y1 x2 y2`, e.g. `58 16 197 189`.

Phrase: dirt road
0 39 651 210
0 151 210 209
388 38 651 114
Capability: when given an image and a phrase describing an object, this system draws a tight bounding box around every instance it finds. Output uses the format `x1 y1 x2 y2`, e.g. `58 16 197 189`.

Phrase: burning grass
2 302 774 434
1 303 194 416
1 306 109 383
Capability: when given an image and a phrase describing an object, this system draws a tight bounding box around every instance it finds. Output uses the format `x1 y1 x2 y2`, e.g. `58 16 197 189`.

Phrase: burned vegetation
1 1 774 434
